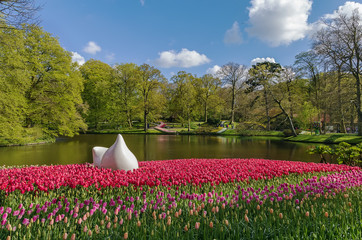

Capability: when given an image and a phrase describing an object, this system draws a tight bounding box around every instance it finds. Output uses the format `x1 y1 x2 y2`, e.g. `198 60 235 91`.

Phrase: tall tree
24 25 86 136
138 64 166 132
170 71 197 131
217 63 248 123
270 67 298 136
313 9 362 135
0 23 28 141
0 0 40 27
193 74 221 122
313 22 350 132
80 59 113 130
113 63 140 128
248 62 282 131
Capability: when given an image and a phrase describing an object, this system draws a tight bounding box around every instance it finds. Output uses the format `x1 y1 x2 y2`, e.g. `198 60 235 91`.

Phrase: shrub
308 142 362 166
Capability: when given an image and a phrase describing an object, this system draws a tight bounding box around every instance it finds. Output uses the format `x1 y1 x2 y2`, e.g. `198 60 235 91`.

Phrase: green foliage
23 25 87 137
193 74 222 122
307 145 335 163
283 129 302 137
308 142 362 166
80 59 114 129
0 24 86 143
112 63 141 128
335 142 362 166
0 24 28 141
170 71 197 131
138 64 167 131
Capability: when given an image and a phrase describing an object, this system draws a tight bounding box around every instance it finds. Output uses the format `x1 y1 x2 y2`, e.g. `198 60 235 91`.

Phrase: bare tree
0 0 40 27
313 9 362 135
270 66 297 136
217 62 248 123
294 50 323 123
313 25 349 133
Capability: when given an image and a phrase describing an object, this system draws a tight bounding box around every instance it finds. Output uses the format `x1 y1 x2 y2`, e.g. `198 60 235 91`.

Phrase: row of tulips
0 158 359 193
0 164 361 239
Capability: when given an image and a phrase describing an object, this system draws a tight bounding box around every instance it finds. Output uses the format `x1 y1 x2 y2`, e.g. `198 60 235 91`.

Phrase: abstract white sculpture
92 134 139 171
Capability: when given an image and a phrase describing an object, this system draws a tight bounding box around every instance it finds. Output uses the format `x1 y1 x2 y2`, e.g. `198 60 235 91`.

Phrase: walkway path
154 122 177 134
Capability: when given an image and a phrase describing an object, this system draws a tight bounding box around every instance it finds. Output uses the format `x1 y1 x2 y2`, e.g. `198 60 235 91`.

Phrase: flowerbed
0 159 361 239
0 159 359 193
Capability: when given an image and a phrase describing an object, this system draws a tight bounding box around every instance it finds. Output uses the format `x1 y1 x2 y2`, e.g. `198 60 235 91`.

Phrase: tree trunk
127 110 132 128
204 102 208 123
354 68 362 136
286 81 294 121
144 110 148 132
337 69 346 133
231 87 235 123
188 117 191 132
273 97 297 136
264 89 270 131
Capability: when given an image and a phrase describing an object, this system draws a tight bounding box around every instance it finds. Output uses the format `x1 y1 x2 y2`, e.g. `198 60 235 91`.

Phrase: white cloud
154 48 211 68
224 21 243 45
310 1 362 34
71 52 85 65
247 0 312 46
206 65 221 75
140 0 145 6
324 1 362 20
106 53 115 62
251 57 276 66
83 41 101 55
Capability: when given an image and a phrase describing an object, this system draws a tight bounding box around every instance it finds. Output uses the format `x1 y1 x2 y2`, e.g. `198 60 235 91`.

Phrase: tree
248 61 282 131
170 71 197 131
217 63 248 123
80 59 113 130
193 74 221 122
138 64 166 132
113 63 140 128
0 23 28 141
294 51 323 120
312 9 362 135
24 25 86 137
0 0 40 27
313 22 350 133
270 67 298 136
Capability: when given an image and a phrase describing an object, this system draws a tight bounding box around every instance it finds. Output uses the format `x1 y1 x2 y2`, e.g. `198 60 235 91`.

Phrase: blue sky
35 0 361 78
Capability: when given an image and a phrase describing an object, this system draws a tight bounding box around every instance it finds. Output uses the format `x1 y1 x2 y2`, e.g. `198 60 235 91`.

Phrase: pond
0 134 321 167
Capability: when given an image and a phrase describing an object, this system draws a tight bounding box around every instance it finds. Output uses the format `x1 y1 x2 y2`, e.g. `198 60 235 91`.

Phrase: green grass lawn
286 133 362 144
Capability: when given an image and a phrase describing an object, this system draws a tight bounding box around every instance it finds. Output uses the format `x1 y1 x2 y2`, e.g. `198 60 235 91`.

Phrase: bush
308 142 362 166
283 129 301 137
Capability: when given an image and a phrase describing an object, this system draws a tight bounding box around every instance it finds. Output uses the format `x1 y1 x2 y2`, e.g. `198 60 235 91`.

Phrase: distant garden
1 7 361 145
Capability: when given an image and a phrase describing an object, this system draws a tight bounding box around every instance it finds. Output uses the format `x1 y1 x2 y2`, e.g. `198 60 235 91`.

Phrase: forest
0 9 361 145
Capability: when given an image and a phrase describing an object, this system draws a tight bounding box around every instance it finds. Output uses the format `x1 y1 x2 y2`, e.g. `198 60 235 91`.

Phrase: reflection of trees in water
143 135 148 162
0 134 321 166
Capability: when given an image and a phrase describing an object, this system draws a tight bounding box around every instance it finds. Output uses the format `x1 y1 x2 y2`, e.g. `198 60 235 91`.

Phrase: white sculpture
92 134 139 171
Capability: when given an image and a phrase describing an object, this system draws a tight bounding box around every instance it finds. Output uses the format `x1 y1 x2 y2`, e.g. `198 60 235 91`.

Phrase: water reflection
0 134 320 166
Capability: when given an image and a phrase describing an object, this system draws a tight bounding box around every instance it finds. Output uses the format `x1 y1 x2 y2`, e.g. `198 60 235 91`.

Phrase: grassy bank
86 129 164 134
0 130 55 147
286 133 362 144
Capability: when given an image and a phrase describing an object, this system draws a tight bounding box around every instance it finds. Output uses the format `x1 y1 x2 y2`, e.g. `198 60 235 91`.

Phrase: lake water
0 134 321 166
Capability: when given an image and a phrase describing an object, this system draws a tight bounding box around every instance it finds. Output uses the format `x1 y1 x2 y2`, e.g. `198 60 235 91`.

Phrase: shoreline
2 130 362 147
